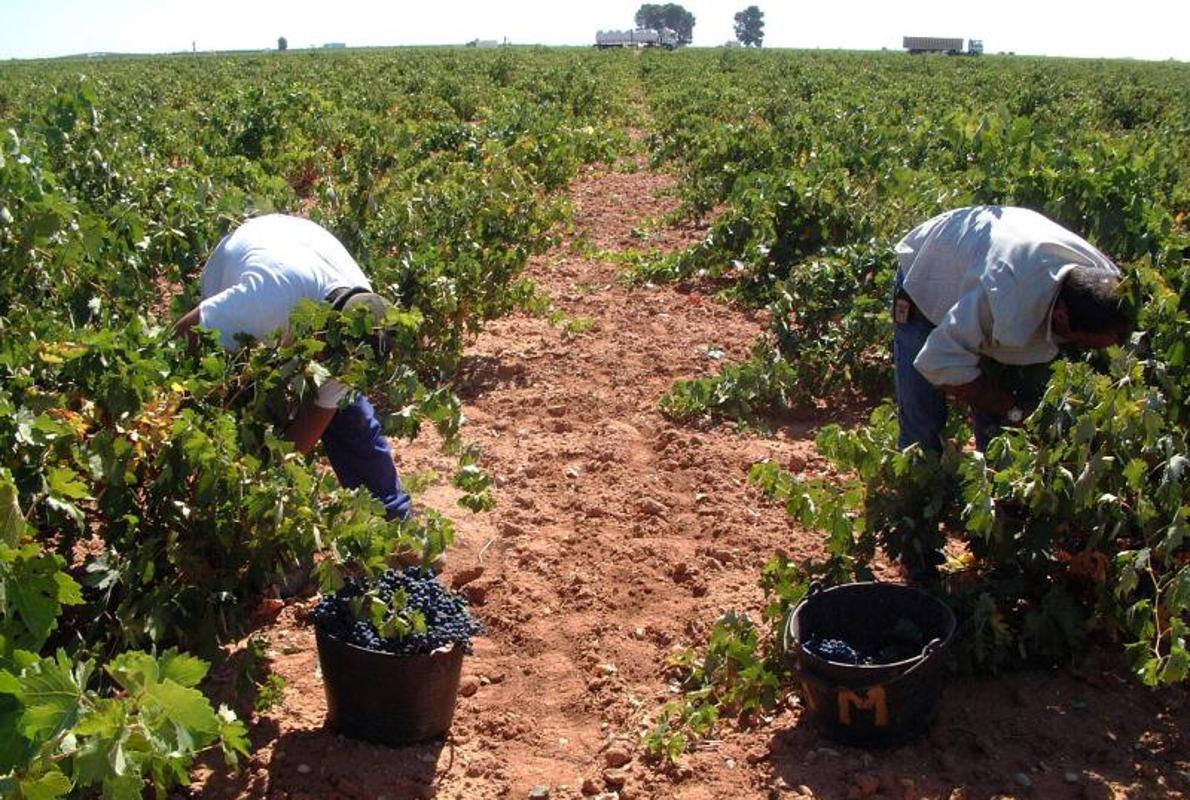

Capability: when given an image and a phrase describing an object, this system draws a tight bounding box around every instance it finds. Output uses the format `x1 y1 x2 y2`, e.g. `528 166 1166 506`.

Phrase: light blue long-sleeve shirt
896 206 1120 386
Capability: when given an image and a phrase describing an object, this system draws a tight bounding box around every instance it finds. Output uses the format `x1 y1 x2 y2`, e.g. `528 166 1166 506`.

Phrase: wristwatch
1005 407 1025 424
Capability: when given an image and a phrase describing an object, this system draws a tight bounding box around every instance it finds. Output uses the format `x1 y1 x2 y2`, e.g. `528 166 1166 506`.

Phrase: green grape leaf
217 705 250 764
46 467 90 501
144 680 221 747
0 474 27 546
16 769 73 800
158 649 209 689
15 651 91 742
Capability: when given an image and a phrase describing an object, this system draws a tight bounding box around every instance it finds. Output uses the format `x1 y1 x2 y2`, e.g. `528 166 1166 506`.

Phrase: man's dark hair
1058 267 1133 335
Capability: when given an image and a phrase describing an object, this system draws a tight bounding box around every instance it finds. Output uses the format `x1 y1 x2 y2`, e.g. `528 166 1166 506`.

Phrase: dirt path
194 157 1189 800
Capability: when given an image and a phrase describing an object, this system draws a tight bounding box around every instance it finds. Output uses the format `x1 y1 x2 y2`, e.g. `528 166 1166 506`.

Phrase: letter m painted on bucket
837 686 889 726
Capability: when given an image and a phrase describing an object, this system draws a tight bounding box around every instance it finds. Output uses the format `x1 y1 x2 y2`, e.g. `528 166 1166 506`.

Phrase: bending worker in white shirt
893 205 1133 456
174 214 413 520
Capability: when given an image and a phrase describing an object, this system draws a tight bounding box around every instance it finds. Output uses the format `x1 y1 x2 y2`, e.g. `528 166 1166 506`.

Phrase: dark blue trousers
321 394 413 521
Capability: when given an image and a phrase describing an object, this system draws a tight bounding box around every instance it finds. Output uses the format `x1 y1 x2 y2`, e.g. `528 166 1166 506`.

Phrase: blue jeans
894 300 946 452
893 273 1047 453
321 394 413 521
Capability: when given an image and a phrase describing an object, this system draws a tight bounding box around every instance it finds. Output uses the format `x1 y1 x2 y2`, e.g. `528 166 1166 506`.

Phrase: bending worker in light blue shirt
174 214 413 521
892 205 1133 455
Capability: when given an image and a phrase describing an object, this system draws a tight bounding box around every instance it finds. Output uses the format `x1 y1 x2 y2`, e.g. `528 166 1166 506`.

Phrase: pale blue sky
1 0 1187 61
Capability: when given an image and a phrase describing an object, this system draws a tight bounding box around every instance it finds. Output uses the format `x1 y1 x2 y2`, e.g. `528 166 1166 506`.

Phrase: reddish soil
191 160 1189 800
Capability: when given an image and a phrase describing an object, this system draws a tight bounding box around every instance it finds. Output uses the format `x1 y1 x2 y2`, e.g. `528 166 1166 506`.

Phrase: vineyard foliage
0 49 632 796
633 50 1188 757
0 44 1187 789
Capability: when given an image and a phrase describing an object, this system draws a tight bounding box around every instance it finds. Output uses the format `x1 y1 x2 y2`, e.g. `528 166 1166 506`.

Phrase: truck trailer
902 36 982 55
596 28 679 49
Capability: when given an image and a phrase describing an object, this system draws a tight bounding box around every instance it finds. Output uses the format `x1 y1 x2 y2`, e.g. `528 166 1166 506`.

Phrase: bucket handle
793 637 944 694
781 582 824 653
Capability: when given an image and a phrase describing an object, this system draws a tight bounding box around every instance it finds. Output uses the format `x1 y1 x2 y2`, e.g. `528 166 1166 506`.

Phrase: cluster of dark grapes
804 634 923 666
312 566 482 655
804 636 865 664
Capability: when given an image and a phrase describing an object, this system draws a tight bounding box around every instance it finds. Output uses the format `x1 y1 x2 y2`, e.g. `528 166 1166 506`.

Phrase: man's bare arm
286 403 338 455
173 306 335 453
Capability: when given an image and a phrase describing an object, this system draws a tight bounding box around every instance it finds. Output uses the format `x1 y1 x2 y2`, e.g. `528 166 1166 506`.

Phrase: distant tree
634 3 696 45
733 6 764 47
277 36 288 51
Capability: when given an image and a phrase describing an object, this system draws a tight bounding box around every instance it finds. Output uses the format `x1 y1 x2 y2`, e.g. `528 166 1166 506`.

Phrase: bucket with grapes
312 566 482 745
785 581 956 746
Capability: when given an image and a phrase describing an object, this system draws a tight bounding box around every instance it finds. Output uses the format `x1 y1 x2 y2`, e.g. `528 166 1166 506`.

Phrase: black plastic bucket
315 627 464 746
785 581 956 747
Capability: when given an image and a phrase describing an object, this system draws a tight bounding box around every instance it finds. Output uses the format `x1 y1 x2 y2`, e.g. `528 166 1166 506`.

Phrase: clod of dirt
332 776 368 799
451 564 485 589
847 772 880 799
461 583 488 605
639 496 669 516
603 743 632 768
603 768 629 790
499 520 528 537
255 597 285 618
745 748 767 765
459 675 481 697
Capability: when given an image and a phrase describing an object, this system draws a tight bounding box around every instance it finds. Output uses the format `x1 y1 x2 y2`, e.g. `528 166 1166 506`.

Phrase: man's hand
172 307 203 346
940 374 1018 416
286 403 338 455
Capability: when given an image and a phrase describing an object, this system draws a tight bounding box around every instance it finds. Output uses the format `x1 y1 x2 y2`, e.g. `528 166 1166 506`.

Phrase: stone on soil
459 675 481 697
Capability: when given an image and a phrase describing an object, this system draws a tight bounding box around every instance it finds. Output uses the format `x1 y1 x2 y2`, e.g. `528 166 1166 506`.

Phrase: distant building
322 42 346 49
466 39 500 48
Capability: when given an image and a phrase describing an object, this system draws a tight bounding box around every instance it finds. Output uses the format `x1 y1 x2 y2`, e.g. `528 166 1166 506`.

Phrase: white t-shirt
895 206 1120 386
199 215 372 408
